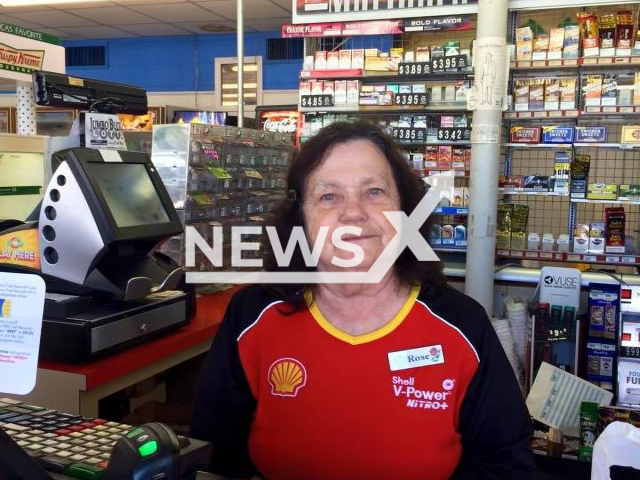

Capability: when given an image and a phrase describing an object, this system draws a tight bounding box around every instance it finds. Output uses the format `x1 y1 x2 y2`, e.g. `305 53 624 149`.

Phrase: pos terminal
0 147 195 362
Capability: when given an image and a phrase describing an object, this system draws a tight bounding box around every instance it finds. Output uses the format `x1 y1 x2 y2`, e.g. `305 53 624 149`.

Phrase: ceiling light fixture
0 0 105 6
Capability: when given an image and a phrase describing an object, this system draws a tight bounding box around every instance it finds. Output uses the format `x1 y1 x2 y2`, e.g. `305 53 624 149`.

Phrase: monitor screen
87 163 170 228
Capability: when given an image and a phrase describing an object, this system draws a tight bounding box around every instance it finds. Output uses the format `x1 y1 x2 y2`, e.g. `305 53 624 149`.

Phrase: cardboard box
545 80 560 110
511 232 527 250
574 224 590 253
437 146 453 169
516 26 533 61
339 50 352 69
416 47 430 62
587 183 618 200
563 24 580 59
390 47 404 64
529 81 544 111
601 75 618 106
347 80 360 104
523 175 550 191
533 34 549 60
314 50 327 70
605 207 626 253
452 148 466 169
618 184 640 201
622 125 640 144
365 48 380 57
365 56 396 72
576 126 607 143
560 77 577 110
299 81 311 98
311 80 323 95
303 55 314 71
549 28 565 59
515 79 530 111
584 75 603 107
425 145 438 168
327 51 340 70
510 126 541 143
499 176 525 189
542 125 575 144
352 49 364 69
589 222 605 254
334 80 347 104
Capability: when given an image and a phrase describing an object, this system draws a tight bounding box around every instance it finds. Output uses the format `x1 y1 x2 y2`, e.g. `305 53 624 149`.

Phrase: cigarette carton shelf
433 247 468 253
300 69 472 82
570 198 640 205
433 206 468 215
398 140 471 147
426 170 469 177
496 249 640 266
504 110 580 119
503 143 640 149
581 106 640 115
498 190 570 197
511 56 640 71
299 104 468 114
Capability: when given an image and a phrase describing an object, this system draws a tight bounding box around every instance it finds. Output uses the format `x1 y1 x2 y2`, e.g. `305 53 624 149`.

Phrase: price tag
621 106 635 113
300 94 334 108
624 346 640 358
437 127 469 142
549 110 563 118
525 251 539 258
392 127 426 143
431 55 467 72
510 250 523 257
606 256 620 263
583 255 597 262
566 254 580 262
553 253 564 261
398 62 430 77
497 249 509 256
533 111 548 118
622 256 637 263
394 93 428 106
539 252 553 259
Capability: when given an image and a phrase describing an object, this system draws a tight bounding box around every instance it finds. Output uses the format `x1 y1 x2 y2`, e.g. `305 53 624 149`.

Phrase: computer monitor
50 148 182 245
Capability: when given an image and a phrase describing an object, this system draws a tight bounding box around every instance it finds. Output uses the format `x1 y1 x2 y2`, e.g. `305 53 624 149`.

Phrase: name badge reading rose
388 345 444 372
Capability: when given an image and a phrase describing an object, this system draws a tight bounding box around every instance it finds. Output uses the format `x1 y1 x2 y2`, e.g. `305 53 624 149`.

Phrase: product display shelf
498 189 570 197
397 140 471 147
571 198 640 205
503 143 573 148
301 69 472 82
511 55 640 71
504 110 580 119
433 206 469 215
299 104 468 114
497 248 640 266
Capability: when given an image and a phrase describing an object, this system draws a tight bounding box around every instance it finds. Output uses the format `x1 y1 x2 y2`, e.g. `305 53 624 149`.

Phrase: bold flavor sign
403 14 471 32
0 42 44 74
294 0 478 23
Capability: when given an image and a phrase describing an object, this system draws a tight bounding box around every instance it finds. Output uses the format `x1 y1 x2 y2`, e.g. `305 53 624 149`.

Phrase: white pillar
237 0 244 128
16 81 37 135
464 0 509 315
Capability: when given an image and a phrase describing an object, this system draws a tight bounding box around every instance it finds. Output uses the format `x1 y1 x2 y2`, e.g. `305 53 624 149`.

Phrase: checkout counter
0 146 195 363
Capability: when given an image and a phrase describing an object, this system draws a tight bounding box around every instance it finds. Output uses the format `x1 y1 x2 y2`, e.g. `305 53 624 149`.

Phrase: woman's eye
321 193 335 201
369 188 383 196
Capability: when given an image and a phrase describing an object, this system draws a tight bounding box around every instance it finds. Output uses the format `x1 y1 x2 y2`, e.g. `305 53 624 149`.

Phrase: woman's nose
339 197 368 224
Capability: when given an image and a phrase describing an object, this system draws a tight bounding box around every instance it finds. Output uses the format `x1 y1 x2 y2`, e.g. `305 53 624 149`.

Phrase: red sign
342 20 403 35
260 110 299 134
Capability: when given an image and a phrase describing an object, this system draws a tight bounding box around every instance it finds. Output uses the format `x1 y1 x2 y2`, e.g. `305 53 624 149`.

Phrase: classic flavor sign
293 0 478 23
0 22 64 83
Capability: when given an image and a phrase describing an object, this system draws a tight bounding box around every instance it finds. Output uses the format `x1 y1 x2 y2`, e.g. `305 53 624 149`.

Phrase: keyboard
0 397 211 480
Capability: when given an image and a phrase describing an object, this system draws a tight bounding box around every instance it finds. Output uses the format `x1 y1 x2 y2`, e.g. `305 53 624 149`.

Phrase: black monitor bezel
57 148 183 245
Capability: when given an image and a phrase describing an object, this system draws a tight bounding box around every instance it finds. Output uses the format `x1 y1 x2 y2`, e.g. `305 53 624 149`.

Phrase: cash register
0 146 194 363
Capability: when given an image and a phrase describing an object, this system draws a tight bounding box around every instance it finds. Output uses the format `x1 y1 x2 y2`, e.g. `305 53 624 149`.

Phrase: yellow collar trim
305 285 421 345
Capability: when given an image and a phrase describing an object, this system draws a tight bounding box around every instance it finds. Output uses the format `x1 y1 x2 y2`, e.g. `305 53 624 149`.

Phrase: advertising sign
0 22 64 83
293 0 478 24
403 15 471 32
84 112 127 150
260 110 299 133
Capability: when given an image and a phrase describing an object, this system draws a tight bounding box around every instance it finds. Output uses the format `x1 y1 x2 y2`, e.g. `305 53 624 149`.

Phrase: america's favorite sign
294 0 478 23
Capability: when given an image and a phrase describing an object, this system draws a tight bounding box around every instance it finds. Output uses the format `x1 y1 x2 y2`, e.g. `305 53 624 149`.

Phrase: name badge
388 345 444 372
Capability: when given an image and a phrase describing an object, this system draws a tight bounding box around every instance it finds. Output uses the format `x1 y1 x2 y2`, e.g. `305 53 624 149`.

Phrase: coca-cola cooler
255 105 300 146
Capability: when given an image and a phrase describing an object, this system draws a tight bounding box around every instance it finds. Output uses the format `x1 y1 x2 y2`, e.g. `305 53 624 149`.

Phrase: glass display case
0 134 50 221
151 124 295 281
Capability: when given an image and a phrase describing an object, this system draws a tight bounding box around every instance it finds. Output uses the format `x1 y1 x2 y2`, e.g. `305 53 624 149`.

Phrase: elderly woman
191 121 534 480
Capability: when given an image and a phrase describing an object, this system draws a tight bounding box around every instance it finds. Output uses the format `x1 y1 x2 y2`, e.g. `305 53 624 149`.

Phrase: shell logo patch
0 299 11 318
268 358 307 397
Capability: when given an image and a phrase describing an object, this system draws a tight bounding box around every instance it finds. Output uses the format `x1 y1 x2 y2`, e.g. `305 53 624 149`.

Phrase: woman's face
303 139 401 272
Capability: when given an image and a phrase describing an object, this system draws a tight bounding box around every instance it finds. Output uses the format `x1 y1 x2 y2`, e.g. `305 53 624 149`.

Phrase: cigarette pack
299 81 311 98
323 80 334 97
529 81 544 111
545 80 560 110
618 184 640 201
634 72 640 105
314 50 327 70
339 50 352 69
311 81 323 95
364 48 380 57
577 11 600 56
404 50 415 62
576 126 607 143
616 10 635 51
431 86 443 102
364 56 395 72
533 34 549 60
621 125 640 144
390 48 404 64
327 51 340 70
347 80 360 104
516 27 533 61
509 126 541 143
444 85 456 102
601 75 618 106
515 79 530 111
437 146 453 170
560 77 577 109
599 14 616 51
425 145 438 168
499 176 525 190
464 149 471 170
455 80 470 102
303 55 314 71
412 83 427 93
444 41 460 57
386 84 399 94
452 148 466 169
584 75 603 106
440 115 454 128
334 80 347 104
430 45 445 58
574 224 590 253
605 207 626 253
549 28 565 59
351 49 364 69
587 183 618 201
463 187 470 206
451 187 463 206
416 47 430 62
523 175 550 191
399 84 412 94
563 24 580 59
412 115 427 128
542 125 575 144
589 222 605 254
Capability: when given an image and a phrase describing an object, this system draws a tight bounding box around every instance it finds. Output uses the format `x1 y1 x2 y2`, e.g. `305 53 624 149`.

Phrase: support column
464 0 509 315
16 80 37 135
237 0 244 128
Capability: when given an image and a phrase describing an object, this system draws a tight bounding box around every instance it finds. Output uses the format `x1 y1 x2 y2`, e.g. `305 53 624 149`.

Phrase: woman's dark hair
262 120 446 309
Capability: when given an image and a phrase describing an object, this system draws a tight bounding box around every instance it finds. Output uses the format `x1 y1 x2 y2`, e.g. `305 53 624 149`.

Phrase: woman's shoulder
416 284 491 357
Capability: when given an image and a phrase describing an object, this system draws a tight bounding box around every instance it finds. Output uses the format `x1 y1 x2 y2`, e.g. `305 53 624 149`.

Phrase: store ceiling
0 0 292 39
